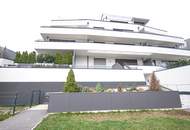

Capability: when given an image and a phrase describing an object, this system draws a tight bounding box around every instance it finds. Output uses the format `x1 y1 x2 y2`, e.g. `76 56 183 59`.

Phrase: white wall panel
0 68 145 82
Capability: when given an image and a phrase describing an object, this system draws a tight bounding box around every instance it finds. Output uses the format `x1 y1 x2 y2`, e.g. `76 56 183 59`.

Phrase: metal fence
0 92 18 115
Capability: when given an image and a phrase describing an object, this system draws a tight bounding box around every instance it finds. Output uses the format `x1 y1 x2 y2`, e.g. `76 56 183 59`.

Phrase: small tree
21 51 29 63
44 54 55 63
55 53 64 64
64 69 80 92
96 83 104 92
149 72 160 91
37 54 44 63
63 51 73 64
14 51 22 63
28 51 36 63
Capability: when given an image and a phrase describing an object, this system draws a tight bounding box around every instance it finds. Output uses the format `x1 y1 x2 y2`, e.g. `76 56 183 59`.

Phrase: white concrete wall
41 27 185 44
155 65 190 108
75 55 87 68
155 65 190 91
130 65 164 74
0 58 14 66
0 68 145 82
35 42 190 59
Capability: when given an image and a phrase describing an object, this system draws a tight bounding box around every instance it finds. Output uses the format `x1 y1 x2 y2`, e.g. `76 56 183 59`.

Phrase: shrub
15 51 36 63
37 54 44 63
63 51 73 65
96 83 104 92
167 59 190 68
28 51 36 63
55 53 64 64
14 51 22 63
64 69 80 92
117 86 123 92
149 72 160 91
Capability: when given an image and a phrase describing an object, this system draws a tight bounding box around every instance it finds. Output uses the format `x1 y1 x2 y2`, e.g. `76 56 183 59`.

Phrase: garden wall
48 91 181 112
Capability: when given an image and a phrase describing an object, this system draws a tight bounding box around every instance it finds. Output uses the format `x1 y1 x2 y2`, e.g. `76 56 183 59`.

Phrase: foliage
0 113 11 121
21 51 28 63
167 59 190 68
37 54 44 63
14 51 36 63
15 51 72 64
55 53 64 64
28 51 36 63
35 110 190 130
44 54 55 63
62 51 73 65
64 69 80 92
37 54 55 63
117 86 123 92
14 51 22 63
95 83 104 92
55 52 72 64
149 72 160 91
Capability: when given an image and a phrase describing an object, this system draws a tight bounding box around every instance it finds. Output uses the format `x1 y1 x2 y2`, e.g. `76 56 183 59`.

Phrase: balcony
40 27 185 44
35 42 190 60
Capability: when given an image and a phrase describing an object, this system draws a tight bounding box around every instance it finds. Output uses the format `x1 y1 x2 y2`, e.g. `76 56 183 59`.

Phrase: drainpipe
72 50 76 69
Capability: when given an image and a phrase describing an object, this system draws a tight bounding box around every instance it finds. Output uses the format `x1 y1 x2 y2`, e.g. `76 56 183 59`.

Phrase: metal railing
0 92 18 115
30 90 41 108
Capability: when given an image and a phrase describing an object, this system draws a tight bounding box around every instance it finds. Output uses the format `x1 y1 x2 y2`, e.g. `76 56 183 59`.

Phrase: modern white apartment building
34 14 190 82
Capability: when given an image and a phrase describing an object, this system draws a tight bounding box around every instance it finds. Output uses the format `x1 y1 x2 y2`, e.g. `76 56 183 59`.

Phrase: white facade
155 65 190 108
35 14 190 77
0 58 14 66
0 68 145 83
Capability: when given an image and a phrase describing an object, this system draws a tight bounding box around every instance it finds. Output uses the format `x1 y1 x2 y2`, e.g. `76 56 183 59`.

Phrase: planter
48 91 181 113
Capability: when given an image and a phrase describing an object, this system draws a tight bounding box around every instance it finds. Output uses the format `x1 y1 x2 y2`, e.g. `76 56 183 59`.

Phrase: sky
0 0 190 52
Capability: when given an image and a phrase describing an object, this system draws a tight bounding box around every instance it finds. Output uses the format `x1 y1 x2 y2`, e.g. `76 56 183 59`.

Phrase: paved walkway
0 104 48 130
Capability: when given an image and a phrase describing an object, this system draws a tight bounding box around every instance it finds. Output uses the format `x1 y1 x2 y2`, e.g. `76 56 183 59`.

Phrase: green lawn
35 110 190 130
0 105 28 121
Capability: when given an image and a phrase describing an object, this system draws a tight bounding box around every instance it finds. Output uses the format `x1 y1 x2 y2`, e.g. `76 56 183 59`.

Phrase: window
116 59 137 66
94 58 106 68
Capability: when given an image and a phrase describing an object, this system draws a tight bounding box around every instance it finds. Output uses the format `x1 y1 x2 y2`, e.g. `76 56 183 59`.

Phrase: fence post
12 93 18 115
30 91 34 108
39 90 41 104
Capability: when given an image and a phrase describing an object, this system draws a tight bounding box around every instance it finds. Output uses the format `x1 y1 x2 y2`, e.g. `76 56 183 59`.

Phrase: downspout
72 50 76 69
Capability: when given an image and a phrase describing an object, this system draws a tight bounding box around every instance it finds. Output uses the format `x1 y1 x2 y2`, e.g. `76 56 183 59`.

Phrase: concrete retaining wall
0 82 145 105
48 91 181 112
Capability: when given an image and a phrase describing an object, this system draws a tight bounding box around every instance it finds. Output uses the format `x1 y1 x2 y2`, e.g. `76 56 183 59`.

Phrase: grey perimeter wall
48 91 181 112
0 82 145 105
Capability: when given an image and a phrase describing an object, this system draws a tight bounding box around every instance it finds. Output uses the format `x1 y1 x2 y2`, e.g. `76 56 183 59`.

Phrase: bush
167 59 190 68
63 51 73 65
64 69 81 92
149 72 160 91
14 51 22 63
117 86 123 92
55 52 73 64
28 51 36 63
14 51 36 63
55 53 64 64
96 83 104 92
